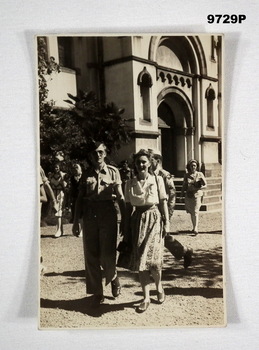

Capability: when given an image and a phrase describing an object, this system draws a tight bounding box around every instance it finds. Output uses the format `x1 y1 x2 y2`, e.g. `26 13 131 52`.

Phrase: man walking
73 141 125 307
149 149 193 269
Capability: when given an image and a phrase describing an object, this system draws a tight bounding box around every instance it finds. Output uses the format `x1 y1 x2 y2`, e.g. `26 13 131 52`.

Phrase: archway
157 89 194 176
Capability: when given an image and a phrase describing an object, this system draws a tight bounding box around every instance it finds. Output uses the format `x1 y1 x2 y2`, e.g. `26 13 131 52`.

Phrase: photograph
38 34 225 329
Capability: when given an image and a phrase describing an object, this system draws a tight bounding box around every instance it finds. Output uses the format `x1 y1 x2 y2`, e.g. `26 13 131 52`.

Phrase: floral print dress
125 174 167 272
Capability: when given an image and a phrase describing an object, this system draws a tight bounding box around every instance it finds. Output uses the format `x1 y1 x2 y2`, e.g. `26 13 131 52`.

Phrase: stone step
175 201 222 212
205 183 222 190
174 178 222 189
200 202 222 211
175 189 222 196
204 169 222 177
203 163 222 176
172 175 222 212
206 177 222 185
203 189 222 196
175 185 222 192
174 176 221 182
202 195 222 204
175 195 222 204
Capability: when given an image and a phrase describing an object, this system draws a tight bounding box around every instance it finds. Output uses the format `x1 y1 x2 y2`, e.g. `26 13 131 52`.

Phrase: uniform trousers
82 200 117 295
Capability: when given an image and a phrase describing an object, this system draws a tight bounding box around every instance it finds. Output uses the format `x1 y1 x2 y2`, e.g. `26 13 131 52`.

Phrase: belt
84 198 114 204
135 204 158 213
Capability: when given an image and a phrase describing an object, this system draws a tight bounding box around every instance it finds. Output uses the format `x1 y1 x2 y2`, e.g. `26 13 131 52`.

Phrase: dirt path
40 211 225 329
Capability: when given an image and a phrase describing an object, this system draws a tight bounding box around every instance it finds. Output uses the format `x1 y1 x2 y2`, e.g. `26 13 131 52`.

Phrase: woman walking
180 159 207 235
123 149 169 313
49 163 67 238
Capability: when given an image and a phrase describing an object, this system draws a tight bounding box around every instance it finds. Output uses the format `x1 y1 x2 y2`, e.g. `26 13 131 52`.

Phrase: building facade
44 34 222 179
42 34 223 211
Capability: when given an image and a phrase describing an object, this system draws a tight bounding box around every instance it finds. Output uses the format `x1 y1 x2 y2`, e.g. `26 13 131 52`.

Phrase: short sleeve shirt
184 171 206 197
124 174 167 206
79 164 122 201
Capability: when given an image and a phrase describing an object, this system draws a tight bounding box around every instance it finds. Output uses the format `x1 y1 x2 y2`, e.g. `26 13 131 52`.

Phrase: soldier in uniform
149 149 193 269
72 141 125 307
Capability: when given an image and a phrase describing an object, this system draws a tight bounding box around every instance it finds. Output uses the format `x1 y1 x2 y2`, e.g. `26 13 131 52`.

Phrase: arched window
205 84 216 128
137 67 153 122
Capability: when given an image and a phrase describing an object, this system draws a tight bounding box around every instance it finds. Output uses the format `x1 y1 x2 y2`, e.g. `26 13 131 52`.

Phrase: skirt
128 205 164 272
185 194 202 215
54 190 65 217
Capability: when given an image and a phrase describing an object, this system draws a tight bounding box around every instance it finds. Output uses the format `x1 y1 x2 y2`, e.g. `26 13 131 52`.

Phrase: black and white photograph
2 0 259 348
38 34 225 328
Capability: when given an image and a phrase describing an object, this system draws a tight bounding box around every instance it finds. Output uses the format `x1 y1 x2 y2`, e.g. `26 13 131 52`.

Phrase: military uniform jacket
79 164 122 202
155 168 176 218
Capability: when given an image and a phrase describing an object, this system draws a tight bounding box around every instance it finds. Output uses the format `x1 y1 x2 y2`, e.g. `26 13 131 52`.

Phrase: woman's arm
40 185 48 203
160 199 170 236
114 184 126 235
44 181 57 203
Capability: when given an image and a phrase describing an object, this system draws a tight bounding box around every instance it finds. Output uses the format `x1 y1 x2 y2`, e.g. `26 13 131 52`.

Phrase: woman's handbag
116 241 132 269
164 233 185 260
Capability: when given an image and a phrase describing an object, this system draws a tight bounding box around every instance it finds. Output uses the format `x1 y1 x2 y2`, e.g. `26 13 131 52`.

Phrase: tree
64 91 132 155
38 37 132 173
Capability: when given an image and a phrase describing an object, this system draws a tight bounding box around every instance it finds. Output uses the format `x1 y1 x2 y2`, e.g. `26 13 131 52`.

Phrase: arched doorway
158 102 176 174
158 89 194 176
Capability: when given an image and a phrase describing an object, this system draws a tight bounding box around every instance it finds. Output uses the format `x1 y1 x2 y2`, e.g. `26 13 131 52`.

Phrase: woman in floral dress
124 149 170 313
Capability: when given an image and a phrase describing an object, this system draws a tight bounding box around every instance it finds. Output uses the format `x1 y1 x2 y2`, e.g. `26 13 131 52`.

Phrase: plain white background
1 0 258 349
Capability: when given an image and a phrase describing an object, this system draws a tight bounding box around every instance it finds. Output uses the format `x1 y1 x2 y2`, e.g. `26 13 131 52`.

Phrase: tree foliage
65 91 132 154
37 37 60 114
38 37 132 173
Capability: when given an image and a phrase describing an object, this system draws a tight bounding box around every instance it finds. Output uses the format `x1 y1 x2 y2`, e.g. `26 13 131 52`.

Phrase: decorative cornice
132 130 160 139
102 55 218 82
200 135 221 142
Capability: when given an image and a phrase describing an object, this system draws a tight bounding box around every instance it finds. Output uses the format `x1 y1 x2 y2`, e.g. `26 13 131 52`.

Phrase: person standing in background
180 159 207 235
149 149 193 269
40 166 57 226
49 163 67 238
119 160 131 194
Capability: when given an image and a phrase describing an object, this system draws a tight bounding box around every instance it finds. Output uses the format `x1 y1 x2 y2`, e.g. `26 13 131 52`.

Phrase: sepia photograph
38 34 225 329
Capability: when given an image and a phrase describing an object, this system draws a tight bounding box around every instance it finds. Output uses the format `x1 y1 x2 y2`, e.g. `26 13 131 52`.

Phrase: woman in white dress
49 163 67 238
124 149 170 313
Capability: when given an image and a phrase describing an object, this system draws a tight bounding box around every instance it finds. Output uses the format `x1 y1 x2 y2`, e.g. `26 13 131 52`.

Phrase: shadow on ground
163 245 223 287
40 296 142 318
41 244 223 317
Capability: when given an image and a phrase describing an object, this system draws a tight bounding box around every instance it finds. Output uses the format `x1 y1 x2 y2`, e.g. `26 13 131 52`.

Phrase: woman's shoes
137 301 150 313
157 289 166 304
136 290 165 312
54 230 62 238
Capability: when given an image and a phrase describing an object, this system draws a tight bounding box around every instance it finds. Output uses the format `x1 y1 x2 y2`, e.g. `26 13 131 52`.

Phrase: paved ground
40 210 225 329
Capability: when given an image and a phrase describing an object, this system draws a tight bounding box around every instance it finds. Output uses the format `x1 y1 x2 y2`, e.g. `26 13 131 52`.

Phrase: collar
133 173 154 185
92 163 108 175
100 163 108 174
